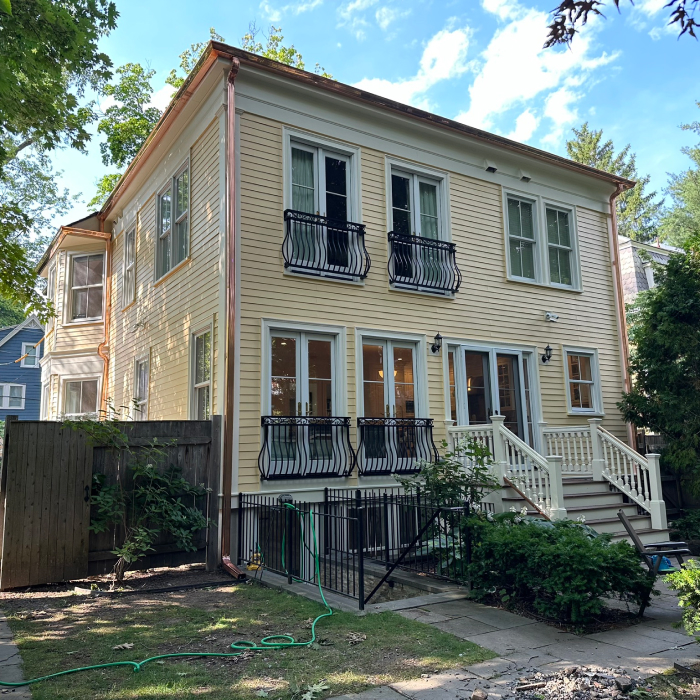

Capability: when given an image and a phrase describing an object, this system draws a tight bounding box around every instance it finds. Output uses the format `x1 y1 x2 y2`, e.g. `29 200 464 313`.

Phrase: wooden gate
0 417 221 590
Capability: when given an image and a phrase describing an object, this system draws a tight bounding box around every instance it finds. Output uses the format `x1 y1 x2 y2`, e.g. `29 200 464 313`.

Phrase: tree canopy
566 123 663 242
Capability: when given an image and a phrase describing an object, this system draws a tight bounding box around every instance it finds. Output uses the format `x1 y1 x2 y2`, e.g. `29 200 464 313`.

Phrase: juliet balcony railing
258 416 356 480
283 210 371 281
388 232 461 295
356 417 439 476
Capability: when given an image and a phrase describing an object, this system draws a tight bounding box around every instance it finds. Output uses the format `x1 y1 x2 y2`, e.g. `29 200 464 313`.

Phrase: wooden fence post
206 415 222 572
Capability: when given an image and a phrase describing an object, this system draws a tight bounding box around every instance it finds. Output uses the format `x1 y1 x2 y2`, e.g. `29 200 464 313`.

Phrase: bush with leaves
469 514 656 625
665 560 700 637
669 510 700 542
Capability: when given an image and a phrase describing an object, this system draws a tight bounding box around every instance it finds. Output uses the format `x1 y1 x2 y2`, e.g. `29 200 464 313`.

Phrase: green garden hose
0 503 333 688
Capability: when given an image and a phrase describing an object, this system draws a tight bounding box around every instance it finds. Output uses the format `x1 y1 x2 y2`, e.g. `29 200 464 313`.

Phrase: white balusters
542 426 592 473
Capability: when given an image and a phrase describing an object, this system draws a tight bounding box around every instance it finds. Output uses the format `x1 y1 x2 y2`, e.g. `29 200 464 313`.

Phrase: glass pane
73 257 88 288
578 355 592 381
87 255 103 285
393 347 415 418
196 385 211 420
292 148 315 213
391 174 411 235
24 346 37 365
507 198 521 238
497 355 521 437
558 211 571 247
550 247 572 285
175 216 188 264
125 229 134 265
159 233 171 277
136 361 148 400
176 169 189 218
72 289 88 319
271 336 297 416
271 337 296 378
160 188 172 234
87 287 103 318
81 380 98 414
448 350 457 423
419 182 438 239
509 239 523 278
309 379 332 417
520 241 535 279
546 208 559 245
9 386 22 408
308 340 331 379
65 381 82 414
195 332 211 384
465 351 489 424
523 356 534 445
570 382 592 410
568 354 592 381
308 339 332 417
362 344 385 417
325 157 347 196
520 200 534 239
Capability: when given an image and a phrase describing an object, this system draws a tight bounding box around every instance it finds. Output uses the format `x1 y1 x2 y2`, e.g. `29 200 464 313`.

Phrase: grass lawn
3 582 493 699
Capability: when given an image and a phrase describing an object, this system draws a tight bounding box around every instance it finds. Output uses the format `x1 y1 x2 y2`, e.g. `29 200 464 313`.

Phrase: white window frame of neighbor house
191 327 212 420
156 160 190 281
503 189 581 291
133 355 149 421
0 383 26 410
61 377 100 418
42 383 50 419
563 346 604 415
20 342 40 368
122 226 136 308
68 252 105 322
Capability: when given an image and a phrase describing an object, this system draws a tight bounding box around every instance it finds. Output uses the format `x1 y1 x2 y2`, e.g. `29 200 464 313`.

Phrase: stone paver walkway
336 579 697 699
0 613 30 698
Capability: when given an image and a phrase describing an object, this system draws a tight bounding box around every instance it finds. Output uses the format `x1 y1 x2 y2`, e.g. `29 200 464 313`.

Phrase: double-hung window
0 384 25 410
390 170 441 240
564 348 601 414
133 357 149 420
64 379 98 417
70 254 104 321
192 330 211 420
157 163 189 280
123 227 136 307
21 342 39 367
505 192 579 289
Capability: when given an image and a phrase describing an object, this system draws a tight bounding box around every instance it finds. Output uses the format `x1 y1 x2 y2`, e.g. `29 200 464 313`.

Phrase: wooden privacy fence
0 416 221 590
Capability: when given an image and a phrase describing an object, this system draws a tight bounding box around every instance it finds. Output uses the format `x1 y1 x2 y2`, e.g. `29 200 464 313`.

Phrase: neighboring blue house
0 315 44 421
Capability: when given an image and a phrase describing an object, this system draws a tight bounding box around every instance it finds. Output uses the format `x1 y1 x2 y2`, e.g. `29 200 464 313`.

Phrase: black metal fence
388 232 461 294
283 210 371 281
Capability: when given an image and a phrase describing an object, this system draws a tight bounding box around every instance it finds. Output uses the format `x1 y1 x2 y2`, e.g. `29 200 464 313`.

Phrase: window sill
62 319 104 327
506 276 583 294
121 299 136 313
567 409 605 418
154 257 190 287
283 268 366 286
388 284 456 299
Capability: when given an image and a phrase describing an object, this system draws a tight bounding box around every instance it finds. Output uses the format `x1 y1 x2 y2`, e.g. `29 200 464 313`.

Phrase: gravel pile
507 665 643 699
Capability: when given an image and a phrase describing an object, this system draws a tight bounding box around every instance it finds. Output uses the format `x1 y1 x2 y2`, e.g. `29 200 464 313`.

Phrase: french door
291 143 350 269
269 332 335 474
450 347 534 444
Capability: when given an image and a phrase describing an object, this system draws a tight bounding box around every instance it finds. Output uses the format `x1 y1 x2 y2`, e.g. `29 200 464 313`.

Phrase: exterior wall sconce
431 333 443 354
541 345 553 364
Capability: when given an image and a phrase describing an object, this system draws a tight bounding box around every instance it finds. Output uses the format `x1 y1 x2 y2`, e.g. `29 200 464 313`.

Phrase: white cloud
540 88 580 146
260 0 323 23
337 0 379 39
506 109 539 142
454 0 617 148
635 0 666 17
353 25 471 106
149 85 174 112
375 6 411 31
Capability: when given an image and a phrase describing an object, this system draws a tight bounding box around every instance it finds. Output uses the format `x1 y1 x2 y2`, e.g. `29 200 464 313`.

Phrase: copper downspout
221 59 245 579
97 218 112 417
608 183 635 447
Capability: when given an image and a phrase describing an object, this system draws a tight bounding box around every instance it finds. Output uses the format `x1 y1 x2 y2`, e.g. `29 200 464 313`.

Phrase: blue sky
51 0 700 226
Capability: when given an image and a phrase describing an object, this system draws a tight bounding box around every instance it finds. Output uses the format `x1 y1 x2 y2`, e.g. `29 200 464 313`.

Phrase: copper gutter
97 217 112 418
220 58 246 580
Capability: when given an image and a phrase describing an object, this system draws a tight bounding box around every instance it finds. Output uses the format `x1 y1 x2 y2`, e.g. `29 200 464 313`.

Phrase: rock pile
507 665 644 699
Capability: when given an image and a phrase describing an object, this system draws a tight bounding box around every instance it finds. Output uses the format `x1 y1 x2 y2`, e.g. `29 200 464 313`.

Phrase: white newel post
546 455 567 521
537 420 548 456
489 415 508 486
646 453 668 530
444 421 455 452
588 418 605 481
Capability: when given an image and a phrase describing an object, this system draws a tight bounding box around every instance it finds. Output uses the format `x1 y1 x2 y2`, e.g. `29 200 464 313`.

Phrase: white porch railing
448 417 667 530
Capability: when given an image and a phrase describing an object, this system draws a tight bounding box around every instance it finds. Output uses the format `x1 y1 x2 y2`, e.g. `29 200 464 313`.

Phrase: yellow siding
237 113 626 491
107 118 221 419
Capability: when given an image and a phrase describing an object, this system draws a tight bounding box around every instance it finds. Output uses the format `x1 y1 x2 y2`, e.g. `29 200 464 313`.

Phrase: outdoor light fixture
431 333 443 354
541 345 553 364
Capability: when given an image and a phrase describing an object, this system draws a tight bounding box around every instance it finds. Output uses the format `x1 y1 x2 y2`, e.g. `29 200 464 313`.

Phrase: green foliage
0 0 11 16
660 102 700 249
241 23 333 78
0 295 24 326
88 172 122 209
665 560 700 636
618 248 700 487
566 123 663 243
469 514 656 625
399 438 499 506
669 510 700 541
0 0 117 173
166 27 225 91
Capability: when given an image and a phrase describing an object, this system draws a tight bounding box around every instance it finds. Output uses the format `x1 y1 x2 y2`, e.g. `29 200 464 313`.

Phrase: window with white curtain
390 169 441 240
64 379 99 417
70 254 104 321
156 163 189 279
0 384 25 410
192 330 211 420
122 227 136 307
21 342 39 367
133 357 149 420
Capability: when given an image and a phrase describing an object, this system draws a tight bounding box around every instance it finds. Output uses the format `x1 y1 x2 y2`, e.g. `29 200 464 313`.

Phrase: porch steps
499 476 670 545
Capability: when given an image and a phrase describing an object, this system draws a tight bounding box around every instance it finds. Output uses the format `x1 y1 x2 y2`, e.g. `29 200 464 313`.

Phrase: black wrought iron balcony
388 232 461 294
258 416 356 480
356 417 439 476
283 210 371 281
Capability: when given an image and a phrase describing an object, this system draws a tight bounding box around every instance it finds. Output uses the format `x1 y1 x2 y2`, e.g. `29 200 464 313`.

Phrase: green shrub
468 514 656 625
669 510 700 541
665 560 700 636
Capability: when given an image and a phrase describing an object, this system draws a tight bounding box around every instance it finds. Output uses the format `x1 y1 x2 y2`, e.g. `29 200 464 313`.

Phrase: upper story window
122 227 136 307
21 342 39 368
505 192 580 290
70 254 104 321
564 348 602 414
192 329 211 420
156 163 189 280
133 357 149 420
391 170 441 240
0 384 25 410
64 379 99 417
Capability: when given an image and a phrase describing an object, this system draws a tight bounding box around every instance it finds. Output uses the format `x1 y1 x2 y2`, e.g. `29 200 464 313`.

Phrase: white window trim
42 383 50 419
20 342 40 368
503 188 582 291
0 383 26 411
190 325 213 420
283 127 362 222
155 159 190 283
133 354 149 421
562 345 604 416
65 252 105 324
354 328 429 419
59 375 102 418
261 319 348 416
384 157 451 243
122 226 136 309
